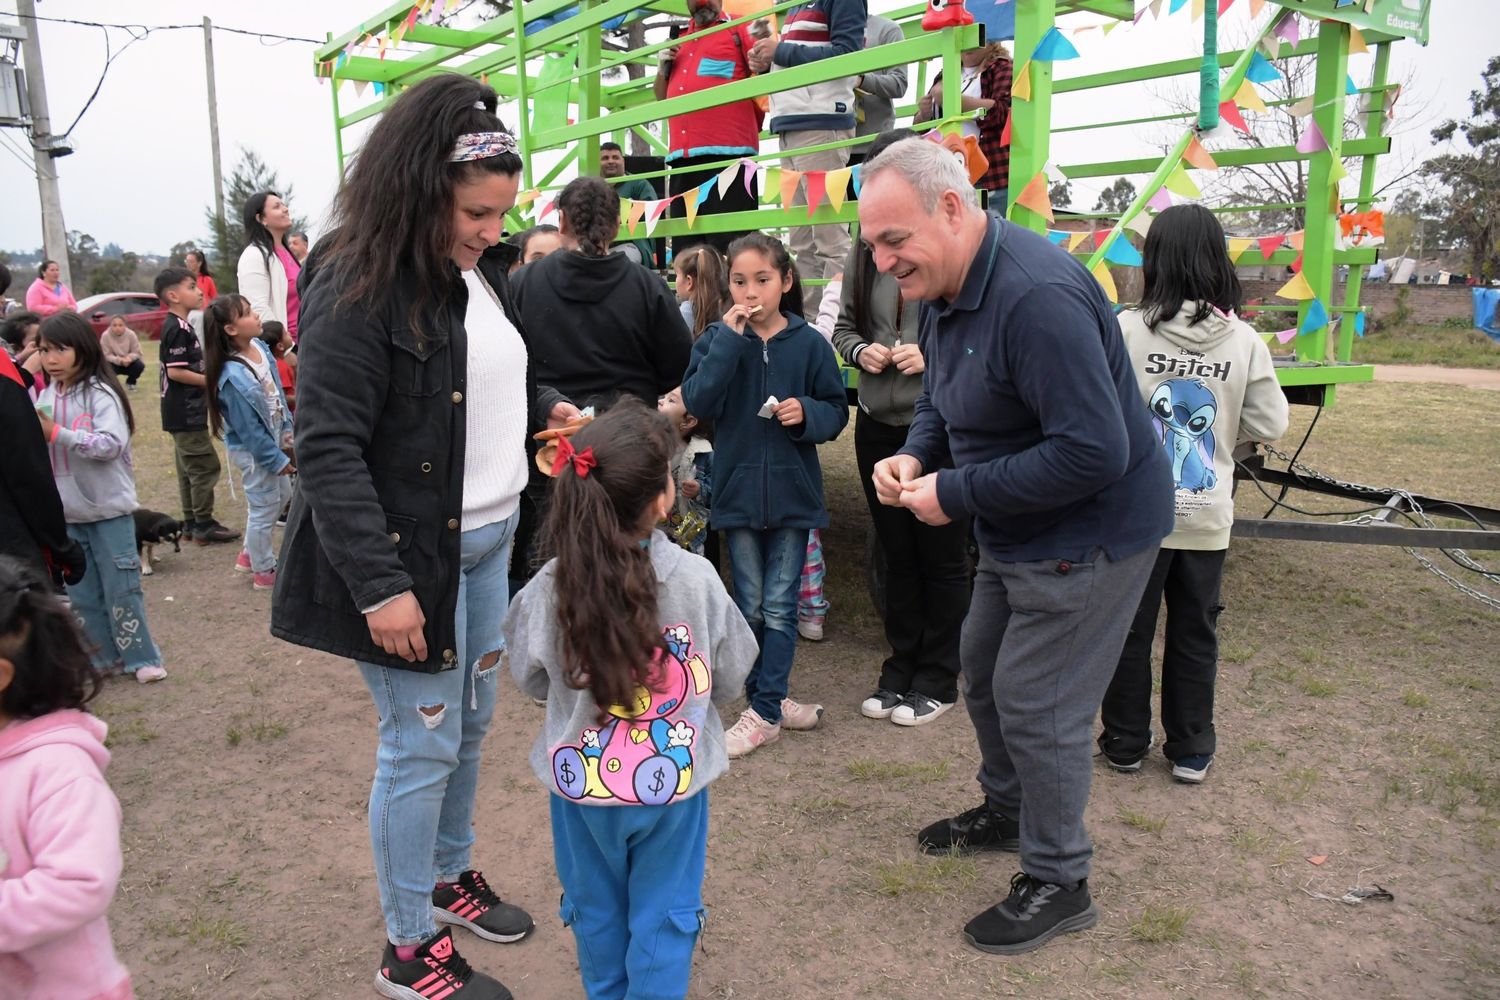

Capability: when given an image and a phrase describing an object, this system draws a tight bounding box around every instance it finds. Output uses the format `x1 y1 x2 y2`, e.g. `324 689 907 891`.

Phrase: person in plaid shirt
917 42 1012 207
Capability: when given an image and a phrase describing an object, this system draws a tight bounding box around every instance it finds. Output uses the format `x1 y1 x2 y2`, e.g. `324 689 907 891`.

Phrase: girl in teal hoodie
681 233 848 759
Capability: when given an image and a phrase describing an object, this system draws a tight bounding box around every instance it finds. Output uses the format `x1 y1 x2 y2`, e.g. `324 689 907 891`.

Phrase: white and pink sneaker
725 708 780 759
779 698 825 731
234 550 252 574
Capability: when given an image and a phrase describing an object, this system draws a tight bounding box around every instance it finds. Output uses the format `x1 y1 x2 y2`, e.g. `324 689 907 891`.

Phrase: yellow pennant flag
1191 0 1205 21
1275 271 1316 300
1183 136 1219 171
761 167 781 203
1164 164 1202 199
1328 158 1349 184
625 199 646 235
1102 21 1118 35
515 189 540 207
1235 80 1269 114
619 198 632 224
1013 62 1032 102
1068 231 1090 251
1227 237 1254 263
1014 172 1054 224
1092 262 1118 304
683 191 702 229
779 169 803 211
1348 25 1368 54
824 168 852 213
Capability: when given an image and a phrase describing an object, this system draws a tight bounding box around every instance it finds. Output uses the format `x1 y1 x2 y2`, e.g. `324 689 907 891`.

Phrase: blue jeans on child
66 514 163 675
229 448 294 573
356 512 517 947
725 527 806 725
552 790 709 1000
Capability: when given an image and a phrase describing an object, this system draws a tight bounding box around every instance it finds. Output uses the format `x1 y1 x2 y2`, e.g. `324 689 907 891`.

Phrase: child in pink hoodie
0 558 133 1000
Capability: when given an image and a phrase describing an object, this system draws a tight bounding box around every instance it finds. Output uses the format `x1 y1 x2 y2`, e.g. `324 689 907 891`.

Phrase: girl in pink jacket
0 559 132 1000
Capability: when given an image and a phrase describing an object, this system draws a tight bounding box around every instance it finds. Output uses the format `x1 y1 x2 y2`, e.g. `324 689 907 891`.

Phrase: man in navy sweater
859 139 1174 954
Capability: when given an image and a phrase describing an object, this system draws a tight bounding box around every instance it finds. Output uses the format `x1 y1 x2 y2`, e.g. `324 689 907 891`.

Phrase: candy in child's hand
748 305 763 315
757 395 779 419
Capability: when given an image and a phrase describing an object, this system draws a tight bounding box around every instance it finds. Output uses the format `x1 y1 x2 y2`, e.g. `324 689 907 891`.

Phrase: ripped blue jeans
66 514 163 675
357 512 518 947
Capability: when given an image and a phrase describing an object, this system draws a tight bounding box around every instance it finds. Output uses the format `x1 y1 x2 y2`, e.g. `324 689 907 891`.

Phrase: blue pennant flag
1032 27 1081 62
850 164 863 198
1354 310 1366 337
1046 230 1068 246
695 182 714 207
966 0 1016 42
1170 0 1189 11
1247 52 1282 85
1346 75 1358 95
1103 238 1144 267
1334 0 1358 7
1300 298 1330 334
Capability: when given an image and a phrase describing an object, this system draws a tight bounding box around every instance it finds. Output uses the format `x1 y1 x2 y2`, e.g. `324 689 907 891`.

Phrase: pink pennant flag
741 159 760 199
1296 120 1329 153
538 200 557 221
1219 0 1235 13
1274 14 1300 46
1147 187 1174 212
642 200 670 238
1275 327 1298 344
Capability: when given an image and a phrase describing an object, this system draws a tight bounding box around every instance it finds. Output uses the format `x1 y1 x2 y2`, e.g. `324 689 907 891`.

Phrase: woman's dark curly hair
322 73 523 336
558 176 621 258
0 558 102 720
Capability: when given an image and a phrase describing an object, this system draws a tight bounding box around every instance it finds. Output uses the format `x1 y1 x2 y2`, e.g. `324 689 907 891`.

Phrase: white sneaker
797 619 824 641
779 697 824 730
891 693 954 727
725 708 780 759
134 665 168 684
861 689 904 720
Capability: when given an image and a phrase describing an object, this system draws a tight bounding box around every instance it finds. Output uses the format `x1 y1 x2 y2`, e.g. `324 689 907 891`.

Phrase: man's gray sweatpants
960 544 1158 887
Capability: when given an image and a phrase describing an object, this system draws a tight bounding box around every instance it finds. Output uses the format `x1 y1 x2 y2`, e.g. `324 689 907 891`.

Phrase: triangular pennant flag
642 200 669 238
1348 25 1368 54
1258 235 1282 259
1289 95 1316 117
761 167 781 204
1288 230 1304 251
1297 120 1328 153
1183 136 1219 171
717 163 740 198
1093 229 1111 249
1103 238 1144 267
1191 0 1205 22
804 171 827 218
354 79 369 97
374 81 386 97
1235 80 1269 114
619 197 632 224
825 168 851 213
1219 0 1235 13
1147 187 1175 212
1046 230 1068 245
1102 21 1119 35
742 159 759 199
538 199 556 220
625 199 646 235
1015 172 1055 223
1274 271 1316 300
1228 237 1254 262
851 163 863 198
1032 27 1081 62
1012 62 1033 102
1000 113 1012 147
1300 298 1329 334
1092 262 1118 303
1291 251 1304 273
1219 100 1250 133
695 181 715 208
1247 51 1281 84
779 169 802 212
1067 231 1090 251
1274 13 1300 45
1125 213 1153 238
1354 310 1366 337
683 189 702 229
514 189 540 207
1275 326 1298 344
1170 0 1189 12
1164 164 1202 199
1250 0 1266 15
1148 0 1164 19
378 34 389 58
1328 158 1348 184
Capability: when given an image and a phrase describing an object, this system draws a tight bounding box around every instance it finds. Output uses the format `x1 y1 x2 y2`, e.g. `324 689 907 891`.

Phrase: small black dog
134 508 183 576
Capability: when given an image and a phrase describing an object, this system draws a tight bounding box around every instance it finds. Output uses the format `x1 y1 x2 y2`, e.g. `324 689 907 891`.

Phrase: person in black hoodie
270 74 573 1000
508 176 693 584
0 351 85 590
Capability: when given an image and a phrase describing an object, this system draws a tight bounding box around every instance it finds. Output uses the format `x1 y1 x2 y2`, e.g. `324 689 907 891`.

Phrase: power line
0 131 38 176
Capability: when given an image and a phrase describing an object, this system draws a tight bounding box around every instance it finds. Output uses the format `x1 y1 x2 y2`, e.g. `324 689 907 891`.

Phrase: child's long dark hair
726 231 804 320
558 177 621 258
543 400 677 714
203 294 256 438
38 313 134 435
675 245 729 338
0 558 101 719
1139 204 1243 330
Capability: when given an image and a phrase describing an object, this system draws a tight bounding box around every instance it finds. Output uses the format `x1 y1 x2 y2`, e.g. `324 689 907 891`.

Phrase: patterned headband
449 131 519 162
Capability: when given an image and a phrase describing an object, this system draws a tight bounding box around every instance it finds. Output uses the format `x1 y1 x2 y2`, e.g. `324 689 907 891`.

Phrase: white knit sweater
460 269 530 532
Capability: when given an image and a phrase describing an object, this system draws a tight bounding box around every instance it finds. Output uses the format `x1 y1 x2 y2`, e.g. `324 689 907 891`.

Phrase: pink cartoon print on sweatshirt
551 624 711 805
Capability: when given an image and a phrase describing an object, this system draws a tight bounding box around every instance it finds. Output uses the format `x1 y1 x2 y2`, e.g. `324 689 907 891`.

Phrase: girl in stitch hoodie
681 232 848 759
0 558 133 1000
1098 204 1289 785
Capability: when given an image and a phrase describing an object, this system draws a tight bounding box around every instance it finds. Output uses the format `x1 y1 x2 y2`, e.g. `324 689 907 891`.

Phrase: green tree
1093 178 1138 215
86 253 142 295
1049 179 1073 209
203 148 307 294
1420 55 1500 280
66 231 101 290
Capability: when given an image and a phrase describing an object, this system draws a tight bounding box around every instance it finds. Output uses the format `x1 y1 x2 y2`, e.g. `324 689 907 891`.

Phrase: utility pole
203 17 226 248
17 0 69 287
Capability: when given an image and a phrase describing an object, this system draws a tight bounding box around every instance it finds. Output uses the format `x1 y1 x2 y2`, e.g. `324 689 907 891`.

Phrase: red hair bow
551 434 597 478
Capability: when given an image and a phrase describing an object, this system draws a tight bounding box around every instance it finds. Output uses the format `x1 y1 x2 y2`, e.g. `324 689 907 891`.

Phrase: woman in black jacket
270 74 574 999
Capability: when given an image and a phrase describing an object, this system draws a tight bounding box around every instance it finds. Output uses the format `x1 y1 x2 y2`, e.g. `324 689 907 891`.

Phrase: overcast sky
0 0 1490 259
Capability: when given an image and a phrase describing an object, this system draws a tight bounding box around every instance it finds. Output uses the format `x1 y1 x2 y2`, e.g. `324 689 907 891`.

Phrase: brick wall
1241 279 1473 326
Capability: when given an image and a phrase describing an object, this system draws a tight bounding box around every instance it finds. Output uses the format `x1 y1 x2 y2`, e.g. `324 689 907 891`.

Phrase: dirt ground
1376 366 1500 390
97 374 1499 1000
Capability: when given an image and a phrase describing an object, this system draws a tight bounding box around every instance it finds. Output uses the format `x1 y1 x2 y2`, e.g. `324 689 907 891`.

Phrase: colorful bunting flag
1013 62 1032 102
1091 262 1118 303
515 189 540 207
1219 101 1251 133
1000 114 1012 148
1032 28 1080 62
1191 0 1205 21
1125 213 1153 238
1291 251 1304 273
1147 187 1174 212
1164 164 1201 199
804 171 827 218
1103 238 1143 267
1067 231 1089 251
1148 0 1164 19
1246 51 1281 84
1346 75 1358 96
1300 298 1329 333
1219 0 1235 14
851 163 863 198
1183 136 1219 171
1235 80 1269 113
1227 237 1254 262
1093 229 1111 250
1258 235 1282 260
1296 120 1329 153
1328 158 1349 184
779 169 802 212
1354 310 1366 337
1046 230 1068 246
761 167 781 204
1289 95 1316 117
1274 14 1300 45
1275 271 1316 300
1249 0 1266 16
683 189 703 229
1348 25 1368 54
1275 326 1298 344
1015 172 1054 223
825 168 852 213
742 159 760 200
625 199 646 235
1287 230 1305 251
1170 0 1189 13
717 163 740 198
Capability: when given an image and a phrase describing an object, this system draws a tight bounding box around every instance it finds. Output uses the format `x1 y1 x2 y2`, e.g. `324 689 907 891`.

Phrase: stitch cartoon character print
551 624 712 806
1148 377 1218 493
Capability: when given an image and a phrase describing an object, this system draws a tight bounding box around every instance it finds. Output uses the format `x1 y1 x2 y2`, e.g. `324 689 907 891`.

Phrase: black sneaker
375 928 512 1000
1098 732 1154 773
860 689 904 720
964 872 1099 955
917 800 1020 854
891 693 955 727
432 870 534 943
193 520 241 545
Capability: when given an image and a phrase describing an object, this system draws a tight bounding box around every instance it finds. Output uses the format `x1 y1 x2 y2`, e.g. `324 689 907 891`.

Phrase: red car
78 291 169 340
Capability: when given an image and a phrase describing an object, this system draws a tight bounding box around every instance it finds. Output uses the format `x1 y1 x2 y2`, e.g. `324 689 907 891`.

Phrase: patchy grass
845 758 950 782
1129 904 1194 944
866 853 980 897
1352 321 1500 369
1118 808 1168 834
1402 688 1432 709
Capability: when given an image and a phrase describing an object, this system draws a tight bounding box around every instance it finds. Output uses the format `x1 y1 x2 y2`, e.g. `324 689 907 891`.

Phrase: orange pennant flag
824 168 852 213
625 199 645 235
1183 136 1219 171
1013 62 1033 102
803 171 827 218
1092 262 1118 303
1249 0 1266 15
1015 172 1054 224
1348 25 1368 54
1274 271 1316 300
515 189 540 207
1235 80 1269 114
1287 229 1306 251
779 169 802 212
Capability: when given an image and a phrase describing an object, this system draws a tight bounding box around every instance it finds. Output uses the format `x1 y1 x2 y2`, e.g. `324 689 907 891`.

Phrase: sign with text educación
1276 0 1431 46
